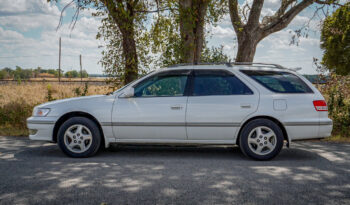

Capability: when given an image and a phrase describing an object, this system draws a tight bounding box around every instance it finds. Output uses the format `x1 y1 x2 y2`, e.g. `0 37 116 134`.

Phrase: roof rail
168 62 287 69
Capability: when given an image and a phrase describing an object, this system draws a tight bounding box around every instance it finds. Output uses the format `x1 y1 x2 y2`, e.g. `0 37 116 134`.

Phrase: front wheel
57 117 101 158
239 119 284 160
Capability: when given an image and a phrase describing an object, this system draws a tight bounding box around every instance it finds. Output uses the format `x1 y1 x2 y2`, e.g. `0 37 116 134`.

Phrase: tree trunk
235 34 260 62
179 0 209 64
103 0 139 85
121 28 138 84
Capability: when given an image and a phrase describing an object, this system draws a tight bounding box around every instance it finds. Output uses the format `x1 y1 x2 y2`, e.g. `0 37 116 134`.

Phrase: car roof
159 63 296 73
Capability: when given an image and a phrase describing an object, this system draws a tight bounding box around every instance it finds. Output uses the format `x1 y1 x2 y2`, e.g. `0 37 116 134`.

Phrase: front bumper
27 117 57 141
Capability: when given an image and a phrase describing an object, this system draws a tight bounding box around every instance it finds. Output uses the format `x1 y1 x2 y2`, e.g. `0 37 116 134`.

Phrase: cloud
208 25 235 39
0 0 60 16
0 1 103 73
0 0 61 31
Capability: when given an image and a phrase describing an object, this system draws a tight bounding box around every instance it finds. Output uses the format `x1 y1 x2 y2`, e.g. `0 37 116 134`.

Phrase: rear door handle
170 105 183 110
240 104 251 108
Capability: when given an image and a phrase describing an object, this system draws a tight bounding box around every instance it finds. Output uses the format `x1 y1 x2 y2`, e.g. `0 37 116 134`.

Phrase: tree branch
228 0 243 33
246 0 265 28
262 0 313 37
315 0 343 6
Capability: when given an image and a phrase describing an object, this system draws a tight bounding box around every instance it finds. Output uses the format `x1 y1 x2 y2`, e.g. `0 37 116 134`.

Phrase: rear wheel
239 119 284 160
58 117 101 158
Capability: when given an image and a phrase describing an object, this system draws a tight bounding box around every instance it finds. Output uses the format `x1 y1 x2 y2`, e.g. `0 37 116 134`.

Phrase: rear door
186 69 259 141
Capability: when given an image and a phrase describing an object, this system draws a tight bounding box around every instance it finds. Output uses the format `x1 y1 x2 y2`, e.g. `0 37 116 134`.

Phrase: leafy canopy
321 3 350 75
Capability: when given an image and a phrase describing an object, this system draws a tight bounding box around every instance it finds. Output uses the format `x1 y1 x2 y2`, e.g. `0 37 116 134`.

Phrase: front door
112 69 191 140
186 69 259 141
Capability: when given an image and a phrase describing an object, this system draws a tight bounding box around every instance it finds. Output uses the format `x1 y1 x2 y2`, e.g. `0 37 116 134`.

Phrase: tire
57 117 101 158
239 119 284 160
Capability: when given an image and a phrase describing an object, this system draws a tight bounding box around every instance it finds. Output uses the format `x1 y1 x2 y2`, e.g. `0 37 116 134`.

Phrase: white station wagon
27 63 332 160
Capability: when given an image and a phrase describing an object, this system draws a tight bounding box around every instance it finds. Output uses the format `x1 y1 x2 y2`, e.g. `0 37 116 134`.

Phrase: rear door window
192 70 253 96
240 70 313 93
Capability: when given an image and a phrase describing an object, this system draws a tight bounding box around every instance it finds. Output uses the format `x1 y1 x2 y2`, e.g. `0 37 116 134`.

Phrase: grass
0 82 112 136
323 134 350 143
0 82 111 106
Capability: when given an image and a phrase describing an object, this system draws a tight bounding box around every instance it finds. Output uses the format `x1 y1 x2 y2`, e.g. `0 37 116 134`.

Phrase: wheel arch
236 115 289 146
53 111 105 149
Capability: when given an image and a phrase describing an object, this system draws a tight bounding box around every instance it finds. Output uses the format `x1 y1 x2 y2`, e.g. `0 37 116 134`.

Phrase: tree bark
120 25 138 84
179 0 209 64
235 34 260 62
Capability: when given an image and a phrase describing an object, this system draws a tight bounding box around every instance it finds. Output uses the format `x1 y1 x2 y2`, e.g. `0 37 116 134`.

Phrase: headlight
33 108 50 117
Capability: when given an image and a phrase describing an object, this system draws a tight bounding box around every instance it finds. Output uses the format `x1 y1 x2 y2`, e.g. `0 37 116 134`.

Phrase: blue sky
0 0 341 74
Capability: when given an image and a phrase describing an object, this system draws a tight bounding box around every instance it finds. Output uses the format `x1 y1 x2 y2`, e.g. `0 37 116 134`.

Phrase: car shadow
12 142 320 162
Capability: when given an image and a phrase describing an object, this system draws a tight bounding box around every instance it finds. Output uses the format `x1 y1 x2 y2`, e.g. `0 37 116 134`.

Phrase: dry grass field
0 82 113 136
0 82 111 106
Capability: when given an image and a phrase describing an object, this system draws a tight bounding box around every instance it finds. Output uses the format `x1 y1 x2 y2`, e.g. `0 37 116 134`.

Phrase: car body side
27 65 333 148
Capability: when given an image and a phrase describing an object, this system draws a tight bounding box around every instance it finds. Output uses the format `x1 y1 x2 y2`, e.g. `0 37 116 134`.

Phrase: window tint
134 73 188 97
241 70 313 93
192 70 253 96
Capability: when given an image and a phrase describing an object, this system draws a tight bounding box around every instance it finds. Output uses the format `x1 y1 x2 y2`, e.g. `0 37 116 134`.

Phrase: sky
0 0 341 74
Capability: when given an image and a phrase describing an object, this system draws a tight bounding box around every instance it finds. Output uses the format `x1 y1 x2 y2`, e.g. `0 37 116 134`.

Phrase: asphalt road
0 136 349 205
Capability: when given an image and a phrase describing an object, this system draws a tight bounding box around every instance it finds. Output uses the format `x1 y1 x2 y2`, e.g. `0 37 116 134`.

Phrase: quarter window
134 73 188 97
241 70 313 93
192 70 253 96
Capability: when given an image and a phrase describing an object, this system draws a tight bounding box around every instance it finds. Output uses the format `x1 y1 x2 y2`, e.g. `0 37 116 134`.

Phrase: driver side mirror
120 87 134 98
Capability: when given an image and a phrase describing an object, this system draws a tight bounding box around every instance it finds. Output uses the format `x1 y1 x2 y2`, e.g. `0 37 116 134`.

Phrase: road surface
0 136 349 205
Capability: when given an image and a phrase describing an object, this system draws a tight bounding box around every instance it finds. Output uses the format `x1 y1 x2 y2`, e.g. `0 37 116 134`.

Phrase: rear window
241 70 313 93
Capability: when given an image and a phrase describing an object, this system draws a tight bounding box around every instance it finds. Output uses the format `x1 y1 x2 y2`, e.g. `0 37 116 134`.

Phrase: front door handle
170 105 183 110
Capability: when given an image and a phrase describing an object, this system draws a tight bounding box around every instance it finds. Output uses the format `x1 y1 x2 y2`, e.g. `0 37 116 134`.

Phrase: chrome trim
187 122 241 127
101 122 241 127
284 121 333 126
27 120 55 125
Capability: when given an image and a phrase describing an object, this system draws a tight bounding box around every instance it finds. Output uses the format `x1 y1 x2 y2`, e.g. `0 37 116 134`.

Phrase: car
27 63 333 160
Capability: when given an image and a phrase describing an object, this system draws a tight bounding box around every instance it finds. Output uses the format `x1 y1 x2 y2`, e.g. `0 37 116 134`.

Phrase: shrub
0 99 33 136
319 74 350 138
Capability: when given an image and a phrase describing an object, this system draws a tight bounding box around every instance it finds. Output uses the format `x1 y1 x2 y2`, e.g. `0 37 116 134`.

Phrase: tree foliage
151 0 226 67
321 3 350 75
95 1 153 87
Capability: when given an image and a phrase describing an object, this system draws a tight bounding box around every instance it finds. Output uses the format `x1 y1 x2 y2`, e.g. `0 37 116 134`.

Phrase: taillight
313 100 328 111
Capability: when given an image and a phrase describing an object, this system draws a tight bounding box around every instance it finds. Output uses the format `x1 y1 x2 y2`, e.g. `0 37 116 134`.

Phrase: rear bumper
284 119 333 142
27 117 57 141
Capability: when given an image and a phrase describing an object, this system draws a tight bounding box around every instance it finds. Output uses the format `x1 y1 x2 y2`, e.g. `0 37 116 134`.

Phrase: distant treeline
0 66 89 80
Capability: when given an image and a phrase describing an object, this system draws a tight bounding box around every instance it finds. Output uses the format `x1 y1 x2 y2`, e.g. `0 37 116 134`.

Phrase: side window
240 70 313 93
192 70 253 96
134 73 188 97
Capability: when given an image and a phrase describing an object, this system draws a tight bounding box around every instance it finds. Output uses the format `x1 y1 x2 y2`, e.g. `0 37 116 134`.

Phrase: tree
320 3 350 75
96 1 153 87
178 0 210 63
50 0 155 85
228 0 344 62
151 0 226 66
65 70 79 78
201 45 233 63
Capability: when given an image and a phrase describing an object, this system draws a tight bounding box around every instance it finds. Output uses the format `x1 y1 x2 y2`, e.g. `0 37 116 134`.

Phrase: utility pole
80 54 82 83
58 37 61 82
